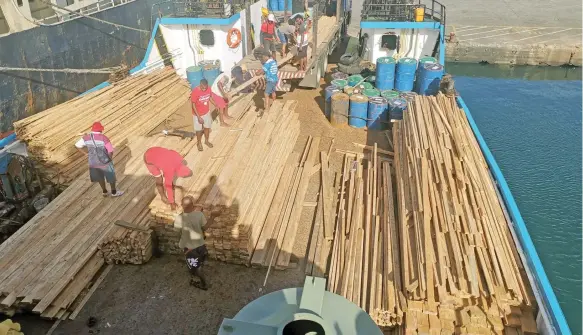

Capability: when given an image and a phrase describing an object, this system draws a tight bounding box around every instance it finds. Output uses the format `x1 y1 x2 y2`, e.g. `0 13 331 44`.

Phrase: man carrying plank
75 121 124 197
191 79 216 152
174 196 210 290
143 146 193 211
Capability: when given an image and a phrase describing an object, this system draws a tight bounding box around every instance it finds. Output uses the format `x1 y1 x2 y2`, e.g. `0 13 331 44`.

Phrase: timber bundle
326 147 404 328
150 100 302 267
0 134 193 320
13 68 190 185
393 94 537 334
98 216 154 265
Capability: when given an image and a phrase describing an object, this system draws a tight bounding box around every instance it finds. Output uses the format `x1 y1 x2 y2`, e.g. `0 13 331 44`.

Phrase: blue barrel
325 85 342 119
389 97 407 121
417 63 444 96
349 94 368 129
286 0 292 11
395 58 417 92
186 66 204 88
203 64 220 86
415 56 437 91
278 0 285 11
367 97 389 130
375 57 396 91
268 0 279 10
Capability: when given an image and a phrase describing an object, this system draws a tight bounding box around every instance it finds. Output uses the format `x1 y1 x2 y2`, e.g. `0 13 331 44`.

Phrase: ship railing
361 0 446 26
37 0 135 25
159 0 255 19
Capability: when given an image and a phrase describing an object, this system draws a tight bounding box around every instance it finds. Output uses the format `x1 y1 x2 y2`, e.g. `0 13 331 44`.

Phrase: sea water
449 64 582 334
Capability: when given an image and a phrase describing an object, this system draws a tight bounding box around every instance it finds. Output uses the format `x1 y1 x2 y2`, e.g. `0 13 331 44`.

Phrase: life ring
227 28 242 49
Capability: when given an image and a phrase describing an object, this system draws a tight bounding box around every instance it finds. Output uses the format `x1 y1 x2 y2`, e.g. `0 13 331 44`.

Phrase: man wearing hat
75 122 124 197
260 13 280 60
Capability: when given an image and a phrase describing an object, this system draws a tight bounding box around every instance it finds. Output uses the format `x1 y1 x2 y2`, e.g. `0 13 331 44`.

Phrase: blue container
415 56 437 91
325 85 342 119
186 66 204 88
203 64 221 86
278 0 285 11
268 0 279 10
286 0 292 11
395 58 417 92
367 97 389 130
375 57 396 91
349 94 368 129
417 63 444 96
388 97 407 121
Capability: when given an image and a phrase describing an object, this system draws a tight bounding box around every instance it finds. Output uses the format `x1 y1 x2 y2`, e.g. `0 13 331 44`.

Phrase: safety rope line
0 66 121 73
39 0 150 33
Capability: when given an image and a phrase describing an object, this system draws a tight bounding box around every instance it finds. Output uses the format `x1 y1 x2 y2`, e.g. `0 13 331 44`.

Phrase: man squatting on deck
260 50 279 111
75 121 124 197
143 147 192 210
174 196 210 290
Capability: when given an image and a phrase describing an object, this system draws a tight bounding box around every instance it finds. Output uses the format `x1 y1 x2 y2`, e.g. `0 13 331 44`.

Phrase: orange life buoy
227 28 242 49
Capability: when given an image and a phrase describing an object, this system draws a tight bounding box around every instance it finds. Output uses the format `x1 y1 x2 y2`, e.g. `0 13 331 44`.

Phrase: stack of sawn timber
98 95 255 265
393 94 537 335
326 146 404 329
251 136 321 270
150 100 301 266
13 68 190 185
0 134 193 320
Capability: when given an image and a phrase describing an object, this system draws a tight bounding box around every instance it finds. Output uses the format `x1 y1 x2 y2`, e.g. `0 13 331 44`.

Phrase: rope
0 66 121 74
39 0 150 33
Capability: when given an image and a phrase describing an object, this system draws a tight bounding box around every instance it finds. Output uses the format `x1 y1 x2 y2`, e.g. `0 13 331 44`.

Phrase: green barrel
361 82 374 90
363 88 380 97
331 79 348 88
347 75 364 87
381 90 400 99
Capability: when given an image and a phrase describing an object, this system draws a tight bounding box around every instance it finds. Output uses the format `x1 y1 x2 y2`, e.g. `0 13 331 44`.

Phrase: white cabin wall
362 28 440 64
159 20 245 78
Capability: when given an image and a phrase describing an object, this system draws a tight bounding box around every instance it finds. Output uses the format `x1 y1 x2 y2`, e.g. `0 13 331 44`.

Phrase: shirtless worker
210 71 234 127
191 79 216 151
174 196 209 290
143 146 193 211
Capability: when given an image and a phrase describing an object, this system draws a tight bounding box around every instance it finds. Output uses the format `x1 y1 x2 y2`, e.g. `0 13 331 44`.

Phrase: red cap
91 122 104 133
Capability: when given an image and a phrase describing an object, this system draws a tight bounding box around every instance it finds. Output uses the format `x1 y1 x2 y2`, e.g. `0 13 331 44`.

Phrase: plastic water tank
349 94 369 128
417 63 444 96
186 66 204 88
375 57 396 91
218 277 382 335
367 97 389 130
395 57 417 92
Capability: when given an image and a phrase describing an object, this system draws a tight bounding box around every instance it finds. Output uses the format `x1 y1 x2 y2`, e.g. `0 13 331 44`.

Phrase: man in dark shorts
144 146 192 211
260 13 280 60
174 196 209 290
75 121 124 197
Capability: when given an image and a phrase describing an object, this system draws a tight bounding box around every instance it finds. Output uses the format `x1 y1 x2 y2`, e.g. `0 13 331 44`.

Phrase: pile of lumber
13 68 190 185
0 134 193 319
393 94 536 334
251 136 320 269
326 147 404 328
97 216 154 265
150 100 301 266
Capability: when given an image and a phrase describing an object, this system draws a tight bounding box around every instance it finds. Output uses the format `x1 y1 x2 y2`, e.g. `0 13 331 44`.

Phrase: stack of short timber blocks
13 67 190 185
149 100 301 266
393 94 537 334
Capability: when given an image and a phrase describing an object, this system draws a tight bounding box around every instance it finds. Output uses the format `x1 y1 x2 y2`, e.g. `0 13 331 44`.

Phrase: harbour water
448 63 582 333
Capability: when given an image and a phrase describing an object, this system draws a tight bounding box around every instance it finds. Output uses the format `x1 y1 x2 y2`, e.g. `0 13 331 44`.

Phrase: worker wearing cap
260 13 280 60
75 122 124 197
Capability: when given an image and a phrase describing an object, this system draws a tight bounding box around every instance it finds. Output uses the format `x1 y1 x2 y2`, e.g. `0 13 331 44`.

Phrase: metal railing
160 0 253 18
361 0 446 26
38 0 135 25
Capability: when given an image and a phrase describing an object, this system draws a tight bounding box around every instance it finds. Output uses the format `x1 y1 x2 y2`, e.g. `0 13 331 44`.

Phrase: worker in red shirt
191 79 216 152
144 146 192 210
260 13 280 60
